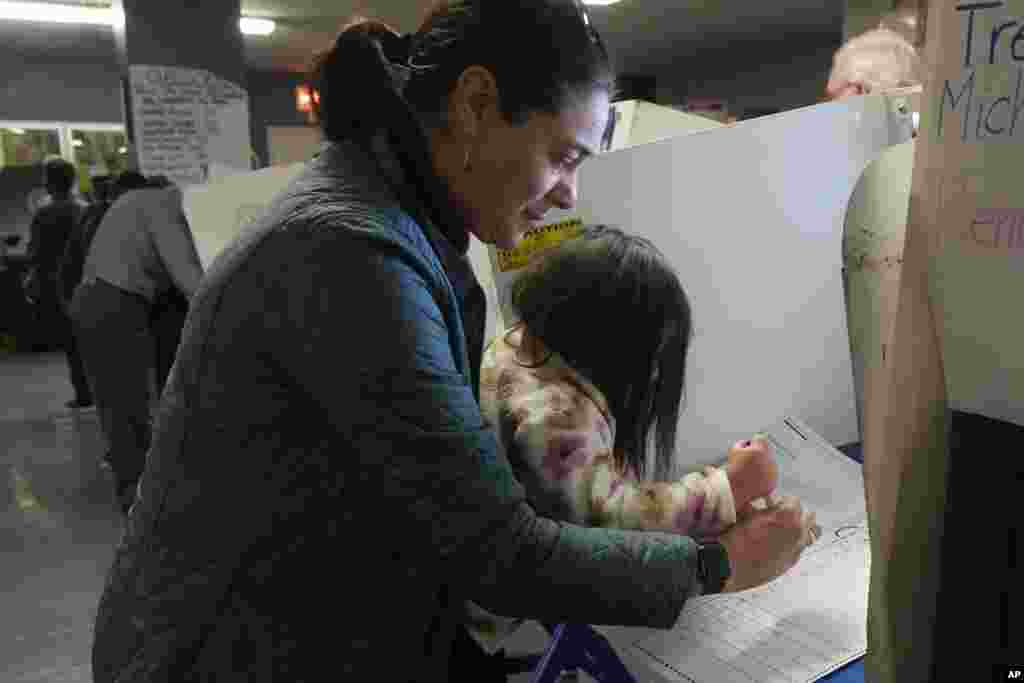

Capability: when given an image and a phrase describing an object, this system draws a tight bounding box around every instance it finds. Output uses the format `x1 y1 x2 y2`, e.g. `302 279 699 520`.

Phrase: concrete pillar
112 0 252 185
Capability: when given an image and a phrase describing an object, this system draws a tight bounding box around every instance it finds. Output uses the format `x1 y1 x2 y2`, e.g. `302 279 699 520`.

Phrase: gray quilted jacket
90 132 700 682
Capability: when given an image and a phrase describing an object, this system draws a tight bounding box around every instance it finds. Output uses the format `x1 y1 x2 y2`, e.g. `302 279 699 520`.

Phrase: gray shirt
83 186 202 302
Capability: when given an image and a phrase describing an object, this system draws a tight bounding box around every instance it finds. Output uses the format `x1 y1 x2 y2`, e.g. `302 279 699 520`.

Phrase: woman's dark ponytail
311 2 615 142
310 20 414 143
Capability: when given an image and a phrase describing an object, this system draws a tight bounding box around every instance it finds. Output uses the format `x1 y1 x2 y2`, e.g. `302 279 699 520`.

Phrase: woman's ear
450 65 500 140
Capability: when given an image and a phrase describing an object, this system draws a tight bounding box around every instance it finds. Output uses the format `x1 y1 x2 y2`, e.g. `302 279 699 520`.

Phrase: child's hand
725 438 779 511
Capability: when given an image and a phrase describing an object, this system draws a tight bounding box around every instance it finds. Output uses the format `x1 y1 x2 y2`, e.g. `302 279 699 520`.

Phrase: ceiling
3 1 844 89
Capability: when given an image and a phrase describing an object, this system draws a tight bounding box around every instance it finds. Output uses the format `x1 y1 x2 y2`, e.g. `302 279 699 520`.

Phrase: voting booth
482 94 915 468
464 94 917 682
181 93 929 681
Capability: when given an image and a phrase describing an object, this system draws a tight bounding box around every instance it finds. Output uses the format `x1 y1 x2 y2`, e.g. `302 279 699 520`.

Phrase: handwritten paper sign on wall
129 65 251 186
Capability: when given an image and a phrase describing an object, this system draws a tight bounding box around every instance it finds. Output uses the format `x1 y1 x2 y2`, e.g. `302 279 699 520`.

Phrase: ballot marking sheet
617 417 870 683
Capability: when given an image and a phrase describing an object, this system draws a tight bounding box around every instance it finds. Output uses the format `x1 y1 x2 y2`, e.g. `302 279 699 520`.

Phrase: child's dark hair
309 0 615 144
509 226 693 481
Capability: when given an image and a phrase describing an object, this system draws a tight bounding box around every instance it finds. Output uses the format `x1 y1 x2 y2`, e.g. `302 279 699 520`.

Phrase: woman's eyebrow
568 141 596 159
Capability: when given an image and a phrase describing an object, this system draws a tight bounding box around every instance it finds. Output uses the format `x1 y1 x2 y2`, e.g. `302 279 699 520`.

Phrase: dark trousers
149 287 189 397
64 320 93 403
37 287 92 403
70 278 153 515
931 411 1022 678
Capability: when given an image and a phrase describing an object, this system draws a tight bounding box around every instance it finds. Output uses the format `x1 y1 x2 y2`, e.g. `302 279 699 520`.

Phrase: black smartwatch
696 541 731 595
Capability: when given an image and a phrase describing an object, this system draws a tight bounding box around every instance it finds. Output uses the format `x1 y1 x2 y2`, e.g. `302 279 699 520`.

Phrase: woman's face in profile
459 88 611 250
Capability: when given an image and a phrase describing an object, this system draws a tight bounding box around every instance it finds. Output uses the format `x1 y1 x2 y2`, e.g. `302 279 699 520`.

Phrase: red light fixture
296 85 314 113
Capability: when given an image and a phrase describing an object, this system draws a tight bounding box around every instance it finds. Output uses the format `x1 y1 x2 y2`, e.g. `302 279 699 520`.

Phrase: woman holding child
92 2 818 681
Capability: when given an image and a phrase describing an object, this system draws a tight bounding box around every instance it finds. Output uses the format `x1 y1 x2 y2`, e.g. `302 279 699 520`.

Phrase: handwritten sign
129 65 251 186
966 207 1024 251
918 0 1024 426
936 2 1024 142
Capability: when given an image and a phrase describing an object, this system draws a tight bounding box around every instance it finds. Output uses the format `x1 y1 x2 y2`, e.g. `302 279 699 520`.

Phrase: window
0 127 61 167
0 125 63 256
70 128 129 197
0 122 128 257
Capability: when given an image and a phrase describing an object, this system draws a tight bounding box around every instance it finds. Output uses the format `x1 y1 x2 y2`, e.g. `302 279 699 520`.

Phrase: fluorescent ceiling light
72 139 84 147
0 1 273 35
8 127 25 135
0 1 119 26
239 16 274 35
583 0 621 5
118 146 127 154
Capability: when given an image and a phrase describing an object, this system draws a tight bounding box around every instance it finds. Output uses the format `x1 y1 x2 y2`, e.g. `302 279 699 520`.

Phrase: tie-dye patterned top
465 323 737 653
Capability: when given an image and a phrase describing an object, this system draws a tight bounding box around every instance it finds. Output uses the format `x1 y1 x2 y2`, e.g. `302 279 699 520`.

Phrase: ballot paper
606 417 869 683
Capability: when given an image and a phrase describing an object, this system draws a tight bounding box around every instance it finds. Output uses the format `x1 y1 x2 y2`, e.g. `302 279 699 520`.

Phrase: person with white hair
825 25 921 100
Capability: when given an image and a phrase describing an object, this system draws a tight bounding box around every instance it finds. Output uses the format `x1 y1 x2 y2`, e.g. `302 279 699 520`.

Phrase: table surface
597 441 868 683
819 442 865 683
622 442 868 683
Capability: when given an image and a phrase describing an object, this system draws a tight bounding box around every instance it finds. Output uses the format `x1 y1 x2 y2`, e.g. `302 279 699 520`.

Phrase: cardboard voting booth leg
862 190 950 682
864 2 1024 679
843 140 916 437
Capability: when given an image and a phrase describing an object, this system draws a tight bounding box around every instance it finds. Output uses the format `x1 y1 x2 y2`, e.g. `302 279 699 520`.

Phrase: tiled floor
1 351 122 683
0 351 586 682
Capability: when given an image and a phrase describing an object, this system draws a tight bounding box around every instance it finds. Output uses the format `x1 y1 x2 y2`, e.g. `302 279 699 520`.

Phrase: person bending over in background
68 181 202 515
58 172 150 314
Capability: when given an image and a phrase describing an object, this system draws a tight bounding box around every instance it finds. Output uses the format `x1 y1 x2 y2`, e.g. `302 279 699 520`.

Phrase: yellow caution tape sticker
494 217 584 273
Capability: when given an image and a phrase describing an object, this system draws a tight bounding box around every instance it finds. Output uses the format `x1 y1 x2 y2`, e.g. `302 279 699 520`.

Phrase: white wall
626 101 722 147
605 100 722 152
843 0 894 39
267 126 322 166
0 52 123 124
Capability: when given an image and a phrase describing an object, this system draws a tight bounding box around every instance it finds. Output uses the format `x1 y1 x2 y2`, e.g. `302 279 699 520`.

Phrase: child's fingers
736 500 761 521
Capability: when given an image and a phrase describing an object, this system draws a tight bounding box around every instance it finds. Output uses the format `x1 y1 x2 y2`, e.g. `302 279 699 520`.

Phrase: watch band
696 541 731 595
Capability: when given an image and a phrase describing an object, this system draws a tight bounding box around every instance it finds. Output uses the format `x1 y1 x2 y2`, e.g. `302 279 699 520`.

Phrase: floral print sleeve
587 460 736 538
466 325 737 654
480 326 737 537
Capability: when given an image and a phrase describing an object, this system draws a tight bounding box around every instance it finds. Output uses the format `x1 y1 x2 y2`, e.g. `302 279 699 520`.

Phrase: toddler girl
467 226 778 652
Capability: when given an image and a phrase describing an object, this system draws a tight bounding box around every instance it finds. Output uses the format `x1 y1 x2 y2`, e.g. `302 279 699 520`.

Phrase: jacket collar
368 130 471 256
